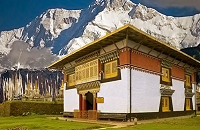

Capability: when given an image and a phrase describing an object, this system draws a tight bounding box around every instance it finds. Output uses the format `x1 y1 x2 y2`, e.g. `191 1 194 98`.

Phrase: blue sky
0 0 199 32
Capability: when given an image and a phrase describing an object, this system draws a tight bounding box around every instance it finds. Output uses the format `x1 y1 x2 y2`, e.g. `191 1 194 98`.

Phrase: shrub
0 101 63 116
0 102 11 116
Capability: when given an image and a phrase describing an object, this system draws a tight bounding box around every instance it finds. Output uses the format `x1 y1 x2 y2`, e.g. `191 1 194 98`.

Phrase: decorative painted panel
161 59 172 68
99 51 119 63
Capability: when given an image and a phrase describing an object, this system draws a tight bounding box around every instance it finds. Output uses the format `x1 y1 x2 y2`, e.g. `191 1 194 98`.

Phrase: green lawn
107 116 200 130
197 111 200 115
0 115 200 130
0 115 105 130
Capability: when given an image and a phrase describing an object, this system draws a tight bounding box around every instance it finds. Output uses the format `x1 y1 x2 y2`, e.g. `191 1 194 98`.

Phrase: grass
0 115 106 130
0 115 200 130
197 111 200 115
106 116 200 130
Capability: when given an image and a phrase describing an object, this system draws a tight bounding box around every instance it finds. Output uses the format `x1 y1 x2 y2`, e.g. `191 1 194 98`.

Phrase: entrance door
86 92 93 110
78 91 98 119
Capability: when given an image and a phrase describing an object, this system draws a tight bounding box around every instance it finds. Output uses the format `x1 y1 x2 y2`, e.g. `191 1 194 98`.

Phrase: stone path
53 115 192 129
55 117 135 129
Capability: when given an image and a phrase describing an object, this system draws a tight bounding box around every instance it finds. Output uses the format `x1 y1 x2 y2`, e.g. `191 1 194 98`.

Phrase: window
68 74 75 87
185 75 191 87
104 60 118 79
75 59 99 84
162 97 170 112
186 98 191 110
162 67 170 82
86 68 89 78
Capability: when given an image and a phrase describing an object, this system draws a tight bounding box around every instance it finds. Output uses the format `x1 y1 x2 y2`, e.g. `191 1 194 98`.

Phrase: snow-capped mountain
0 0 200 70
0 8 81 56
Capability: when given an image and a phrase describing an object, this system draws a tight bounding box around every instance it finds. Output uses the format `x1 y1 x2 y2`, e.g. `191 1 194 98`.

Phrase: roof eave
48 24 200 69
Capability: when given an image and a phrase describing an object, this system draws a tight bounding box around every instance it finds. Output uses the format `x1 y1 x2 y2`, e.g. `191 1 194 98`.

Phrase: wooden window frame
75 59 99 85
162 68 170 82
185 98 193 111
185 75 192 88
101 59 121 83
68 73 75 87
160 67 172 86
186 98 191 110
162 96 170 112
104 60 118 79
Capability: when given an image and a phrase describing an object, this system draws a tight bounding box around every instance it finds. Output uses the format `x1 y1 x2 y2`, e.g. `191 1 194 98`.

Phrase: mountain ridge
0 0 200 71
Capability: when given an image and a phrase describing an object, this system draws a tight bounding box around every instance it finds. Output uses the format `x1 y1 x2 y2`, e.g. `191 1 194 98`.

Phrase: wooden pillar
82 94 87 118
92 92 98 120
82 94 87 111
79 94 82 111
63 72 67 83
98 60 102 73
93 93 97 110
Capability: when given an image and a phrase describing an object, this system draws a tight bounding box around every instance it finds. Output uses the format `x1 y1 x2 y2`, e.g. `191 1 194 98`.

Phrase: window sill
101 74 121 83
162 110 171 112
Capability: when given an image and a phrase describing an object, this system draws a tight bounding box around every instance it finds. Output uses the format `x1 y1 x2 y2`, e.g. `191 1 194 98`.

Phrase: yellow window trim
68 73 75 87
162 97 170 112
185 75 191 87
75 59 99 84
104 60 118 79
186 98 191 110
162 67 170 83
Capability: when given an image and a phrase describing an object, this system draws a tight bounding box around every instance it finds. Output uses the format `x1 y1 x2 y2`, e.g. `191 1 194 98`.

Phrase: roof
48 24 200 69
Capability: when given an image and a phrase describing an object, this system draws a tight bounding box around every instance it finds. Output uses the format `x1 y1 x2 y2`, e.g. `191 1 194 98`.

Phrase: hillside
0 0 200 71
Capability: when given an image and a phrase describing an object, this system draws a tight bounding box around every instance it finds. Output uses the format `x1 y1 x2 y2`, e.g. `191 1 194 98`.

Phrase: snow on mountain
61 0 200 54
0 28 23 55
0 8 81 56
0 0 200 69
20 9 81 49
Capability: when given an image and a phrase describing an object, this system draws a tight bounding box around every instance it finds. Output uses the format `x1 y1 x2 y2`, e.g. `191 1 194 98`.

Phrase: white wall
98 69 129 113
172 79 185 111
63 70 196 113
64 88 79 112
192 84 196 110
131 70 161 113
